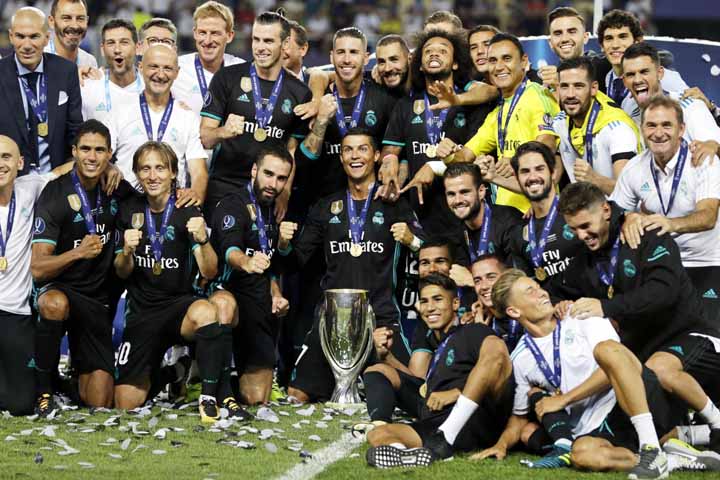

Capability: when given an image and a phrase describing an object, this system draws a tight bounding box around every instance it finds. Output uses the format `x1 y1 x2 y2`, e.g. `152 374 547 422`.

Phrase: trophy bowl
318 288 375 407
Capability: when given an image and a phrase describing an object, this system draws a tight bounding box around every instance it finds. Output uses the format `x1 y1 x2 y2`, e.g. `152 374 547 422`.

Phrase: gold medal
152 262 162 276
38 122 48 137
254 128 268 142
425 144 437 159
350 243 363 257
0 257 7 272
607 285 614 299
535 266 547 282
419 383 427 398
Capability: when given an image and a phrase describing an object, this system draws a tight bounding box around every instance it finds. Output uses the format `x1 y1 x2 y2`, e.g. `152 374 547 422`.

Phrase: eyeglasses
146 37 176 47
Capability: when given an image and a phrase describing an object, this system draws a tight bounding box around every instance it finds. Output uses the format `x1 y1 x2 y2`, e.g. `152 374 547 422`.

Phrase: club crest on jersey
445 348 455 366
165 226 176 241
203 91 212 108
241 77 252 92
246 204 257 221
365 110 377 126
562 223 575 240
110 199 118 216
67 194 81 212
623 259 637 277
223 215 236 230
413 100 425 115
331 200 343 215
281 99 292 115
131 212 144 229
454 112 466 128
34 217 46 235
372 211 384 225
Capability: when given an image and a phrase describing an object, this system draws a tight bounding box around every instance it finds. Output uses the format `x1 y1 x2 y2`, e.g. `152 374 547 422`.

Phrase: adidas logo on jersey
648 245 670 262
640 182 652 192
237 94 250 103
131 126 143 136
96 102 107 111
73 212 84 223
411 115 423 124
329 216 341 224
703 288 719 299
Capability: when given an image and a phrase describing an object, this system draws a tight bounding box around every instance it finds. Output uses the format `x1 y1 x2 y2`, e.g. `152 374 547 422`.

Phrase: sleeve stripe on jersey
114 248 123 255
191 243 200 251
509 341 527 361
278 243 292 256
382 140 405 147
200 112 223 121
412 348 433 354
611 151 637 163
31 239 57 246
225 246 241 264
291 134 306 140
299 142 319 161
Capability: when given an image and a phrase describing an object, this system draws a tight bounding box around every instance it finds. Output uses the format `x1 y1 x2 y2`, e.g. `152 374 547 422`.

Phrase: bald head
141 44 179 97
10 7 50 70
0 136 24 190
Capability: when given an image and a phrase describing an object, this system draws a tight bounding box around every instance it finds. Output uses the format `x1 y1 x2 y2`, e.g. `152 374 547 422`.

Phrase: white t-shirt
553 112 640 184
610 148 720 267
81 70 145 127
173 53 245 116
510 316 619 438
109 95 208 191
44 40 98 68
625 92 720 145
0 173 55 314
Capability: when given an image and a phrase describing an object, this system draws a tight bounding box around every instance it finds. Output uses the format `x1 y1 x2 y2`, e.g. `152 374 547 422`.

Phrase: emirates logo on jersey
329 240 385 255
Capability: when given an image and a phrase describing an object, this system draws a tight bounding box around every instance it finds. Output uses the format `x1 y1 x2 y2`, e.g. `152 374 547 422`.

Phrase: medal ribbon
492 317 521 344
21 73 48 126
250 64 284 130
194 54 209 100
651 140 688 216
570 99 601 166
468 203 492 263
596 234 621 289
423 92 449 145
425 332 455 382
497 78 527 152
145 195 176 267
0 191 16 259
523 321 562 391
70 169 103 235
528 196 559 269
247 183 274 254
346 183 375 245
608 73 628 106
333 81 366 137
139 93 174 142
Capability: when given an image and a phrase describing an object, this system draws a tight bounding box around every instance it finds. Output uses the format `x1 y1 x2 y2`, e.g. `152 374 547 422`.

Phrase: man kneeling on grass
476 269 718 478
365 273 514 468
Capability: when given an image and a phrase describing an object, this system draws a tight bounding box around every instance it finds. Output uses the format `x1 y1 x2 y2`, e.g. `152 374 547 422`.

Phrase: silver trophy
318 289 376 406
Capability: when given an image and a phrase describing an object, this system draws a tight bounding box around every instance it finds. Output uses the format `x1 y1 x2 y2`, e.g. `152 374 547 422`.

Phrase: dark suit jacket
0 53 82 175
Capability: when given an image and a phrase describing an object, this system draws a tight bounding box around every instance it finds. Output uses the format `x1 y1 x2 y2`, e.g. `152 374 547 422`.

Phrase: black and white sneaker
34 393 57 419
366 445 433 468
628 444 669 480
423 430 454 461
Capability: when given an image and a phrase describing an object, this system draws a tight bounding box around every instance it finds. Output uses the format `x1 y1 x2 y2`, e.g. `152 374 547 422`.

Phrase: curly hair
410 28 473 93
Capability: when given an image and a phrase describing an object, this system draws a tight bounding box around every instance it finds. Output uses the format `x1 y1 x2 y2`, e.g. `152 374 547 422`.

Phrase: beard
459 196 482 221
523 181 553 202
423 66 453 84
253 180 276 207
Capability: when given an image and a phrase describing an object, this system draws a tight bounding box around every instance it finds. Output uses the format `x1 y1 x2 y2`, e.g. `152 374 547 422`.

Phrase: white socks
438 394 479 445
698 398 720 429
630 412 660 449
677 424 711 446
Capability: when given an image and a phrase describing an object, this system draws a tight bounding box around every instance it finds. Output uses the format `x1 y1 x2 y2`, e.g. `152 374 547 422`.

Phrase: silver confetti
235 441 255 449
105 437 118 443
5 435 16 441
278 411 290 417
259 429 274 440
53 465 68 470
151 450 167 455
165 414 178 420
153 429 168 440
711 65 720 76
264 442 278 453
103 414 119 425
702 54 711 62
308 435 321 442
321 415 333 422
148 417 159 429
256 407 279 423
78 462 95 468
296 405 315 417
131 444 147 453
315 422 328 429
108 453 122 459
120 439 131 451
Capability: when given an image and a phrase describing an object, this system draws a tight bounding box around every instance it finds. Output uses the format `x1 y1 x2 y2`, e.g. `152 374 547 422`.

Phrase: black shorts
35 283 114 375
0 311 35 415
393 370 425 418
226 285 278 373
582 367 686 451
289 312 411 402
659 333 720 403
115 295 197 385
411 382 514 452
686 266 720 324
